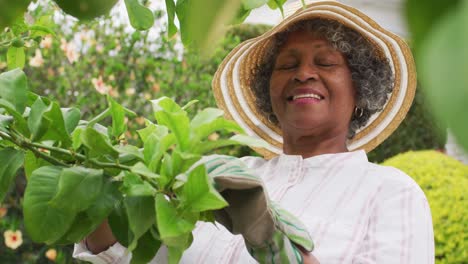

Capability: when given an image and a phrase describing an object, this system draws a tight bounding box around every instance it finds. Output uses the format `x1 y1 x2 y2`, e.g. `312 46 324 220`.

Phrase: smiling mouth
287 93 324 101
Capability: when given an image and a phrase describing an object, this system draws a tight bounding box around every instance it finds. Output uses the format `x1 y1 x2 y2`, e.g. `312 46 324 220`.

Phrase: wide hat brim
212 0 416 159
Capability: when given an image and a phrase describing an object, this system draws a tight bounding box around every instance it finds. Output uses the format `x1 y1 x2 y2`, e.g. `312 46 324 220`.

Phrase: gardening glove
202 155 314 264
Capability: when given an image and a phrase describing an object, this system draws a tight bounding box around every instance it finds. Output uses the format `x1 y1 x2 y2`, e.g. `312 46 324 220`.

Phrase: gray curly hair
251 19 394 139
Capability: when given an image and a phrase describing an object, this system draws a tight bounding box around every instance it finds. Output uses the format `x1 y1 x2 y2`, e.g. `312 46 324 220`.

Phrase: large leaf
0 0 31 31
0 148 24 202
151 98 191 152
24 150 50 179
109 201 133 247
23 166 76 244
418 1 468 151
0 69 28 114
155 194 197 241
124 0 154 30
81 127 119 158
49 167 104 212
130 231 162 264
181 165 228 212
108 96 126 138
176 0 243 52
190 108 224 129
405 0 461 51
62 107 81 134
6 46 25 70
242 0 268 10
165 0 178 37
60 180 120 243
0 98 29 135
125 195 156 250
42 102 73 146
191 118 244 145
28 97 50 141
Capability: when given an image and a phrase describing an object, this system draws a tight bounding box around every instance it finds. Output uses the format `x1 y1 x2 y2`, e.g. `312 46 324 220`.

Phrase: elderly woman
74 1 434 263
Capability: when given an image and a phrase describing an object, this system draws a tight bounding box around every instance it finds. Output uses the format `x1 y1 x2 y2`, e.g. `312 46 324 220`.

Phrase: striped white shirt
74 150 435 263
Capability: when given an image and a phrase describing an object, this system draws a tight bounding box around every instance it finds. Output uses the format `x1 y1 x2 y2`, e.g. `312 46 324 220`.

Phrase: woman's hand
84 219 117 254
298 245 320 264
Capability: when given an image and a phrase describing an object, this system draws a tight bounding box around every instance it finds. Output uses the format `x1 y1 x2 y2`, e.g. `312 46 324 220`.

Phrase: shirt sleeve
73 241 132 264
352 171 435 264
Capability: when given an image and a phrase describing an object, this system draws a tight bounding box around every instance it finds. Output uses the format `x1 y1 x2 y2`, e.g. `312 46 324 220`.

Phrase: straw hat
212 0 416 159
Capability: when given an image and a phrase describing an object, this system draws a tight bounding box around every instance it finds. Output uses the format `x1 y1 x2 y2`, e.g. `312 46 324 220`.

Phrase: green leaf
138 122 168 143
49 167 104 212
125 196 156 250
0 0 31 31
155 194 197 241
190 108 224 129
130 231 162 264
124 0 155 30
0 69 28 114
154 111 190 151
10 17 28 35
418 1 468 151
229 134 269 148
0 98 29 135
405 0 461 51
108 96 126 138
165 0 178 37
192 118 244 142
81 127 119 158
131 162 160 180
122 171 156 197
109 200 133 247
176 0 243 52
71 127 83 150
24 150 50 180
181 165 228 212
23 166 76 244
42 102 73 146
242 0 268 10
62 107 81 134
58 179 120 244
0 148 24 202
7 46 25 70
30 15 56 38
28 97 50 141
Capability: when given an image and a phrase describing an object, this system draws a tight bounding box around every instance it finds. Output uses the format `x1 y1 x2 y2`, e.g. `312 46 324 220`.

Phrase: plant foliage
382 151 468 264
0 69 267 263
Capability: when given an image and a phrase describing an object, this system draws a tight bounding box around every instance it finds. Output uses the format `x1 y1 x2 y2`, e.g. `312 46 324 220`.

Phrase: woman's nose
294 63 319 83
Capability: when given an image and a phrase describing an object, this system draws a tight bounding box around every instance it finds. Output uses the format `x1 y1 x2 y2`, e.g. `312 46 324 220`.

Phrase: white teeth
292 94 322 100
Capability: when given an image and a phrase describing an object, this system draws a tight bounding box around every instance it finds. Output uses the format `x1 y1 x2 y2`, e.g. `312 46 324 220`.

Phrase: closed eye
275 64 298 70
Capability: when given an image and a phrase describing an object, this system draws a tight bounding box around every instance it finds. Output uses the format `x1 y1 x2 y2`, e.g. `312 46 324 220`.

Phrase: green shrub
368 89 447 163
382 150 468 264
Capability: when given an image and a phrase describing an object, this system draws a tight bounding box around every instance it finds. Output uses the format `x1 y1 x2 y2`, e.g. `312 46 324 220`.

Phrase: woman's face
269 29 356 140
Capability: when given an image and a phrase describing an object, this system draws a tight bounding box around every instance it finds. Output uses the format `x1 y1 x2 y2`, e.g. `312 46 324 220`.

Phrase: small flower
208 133 220 141
151 83 160 93
92 76 109 95
125 87 136 96
4 230 23 250
40 35 53 49
145 75 155 83
45 248 57 261
96 44 104 54
143 92 152 100
29 49 44 67
65 42 80 64
0 206 7 218
135 116 146 125
0 61 7 70
108 74 115 81
59 38 68 52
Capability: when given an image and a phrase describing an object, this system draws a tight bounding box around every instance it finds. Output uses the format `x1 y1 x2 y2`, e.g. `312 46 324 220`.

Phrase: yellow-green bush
382 151 468 264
